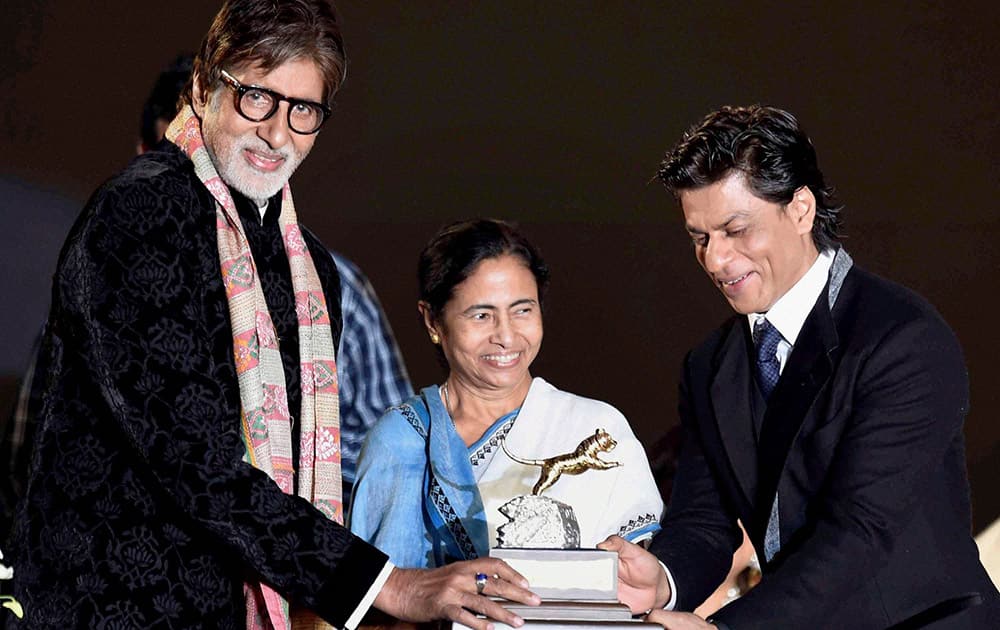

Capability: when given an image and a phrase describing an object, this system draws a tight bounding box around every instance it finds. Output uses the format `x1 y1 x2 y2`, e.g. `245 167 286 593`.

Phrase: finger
644 608 670 627
602 535 641 561
449 605 495 630
469 593 526 628
645 609 689 629
484 573 541 606
474 572 490 597
481 559 530 589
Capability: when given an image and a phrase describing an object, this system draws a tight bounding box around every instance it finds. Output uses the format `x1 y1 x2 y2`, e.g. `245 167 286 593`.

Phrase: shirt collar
231 188 282 226
748 249 834 345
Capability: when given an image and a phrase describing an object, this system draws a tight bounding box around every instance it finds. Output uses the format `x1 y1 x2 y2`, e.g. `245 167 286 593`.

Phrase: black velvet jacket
8 143 387 629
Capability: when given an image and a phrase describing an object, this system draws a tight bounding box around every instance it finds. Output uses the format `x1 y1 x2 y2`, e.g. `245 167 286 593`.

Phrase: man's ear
191 71 207 116
789 186 817 236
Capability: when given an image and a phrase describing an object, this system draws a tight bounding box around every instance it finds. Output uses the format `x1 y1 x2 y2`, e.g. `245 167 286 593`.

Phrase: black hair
418 219 549 322
658 105 843 252
139 53 193 150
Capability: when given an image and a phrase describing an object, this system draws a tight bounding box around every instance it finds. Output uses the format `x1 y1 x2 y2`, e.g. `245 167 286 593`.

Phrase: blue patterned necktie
753 318 782 400
753 317 784 561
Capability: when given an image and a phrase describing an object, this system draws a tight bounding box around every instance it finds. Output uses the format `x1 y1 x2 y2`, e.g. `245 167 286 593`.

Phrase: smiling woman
349 219 664 568
423 253 543 443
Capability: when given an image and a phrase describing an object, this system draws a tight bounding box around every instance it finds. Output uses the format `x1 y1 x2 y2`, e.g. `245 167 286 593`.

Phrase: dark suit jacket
650 250 1000 629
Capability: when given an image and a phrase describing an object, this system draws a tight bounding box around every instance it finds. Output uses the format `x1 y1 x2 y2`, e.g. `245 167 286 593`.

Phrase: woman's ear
417 301 440 344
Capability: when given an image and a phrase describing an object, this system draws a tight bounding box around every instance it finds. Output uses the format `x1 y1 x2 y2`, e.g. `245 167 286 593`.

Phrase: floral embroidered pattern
7 143 385 628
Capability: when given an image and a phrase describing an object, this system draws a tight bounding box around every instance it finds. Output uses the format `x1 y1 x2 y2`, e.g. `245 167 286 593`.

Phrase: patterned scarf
166 105 341 630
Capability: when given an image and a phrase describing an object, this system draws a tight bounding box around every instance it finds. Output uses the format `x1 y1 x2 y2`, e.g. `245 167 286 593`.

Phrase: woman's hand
373 558 540 630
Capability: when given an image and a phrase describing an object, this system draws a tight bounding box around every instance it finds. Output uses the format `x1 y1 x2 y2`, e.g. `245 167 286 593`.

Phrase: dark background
2 2 998 529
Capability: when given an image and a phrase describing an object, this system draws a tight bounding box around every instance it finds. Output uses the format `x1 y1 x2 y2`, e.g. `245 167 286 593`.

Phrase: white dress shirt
747 249 834 371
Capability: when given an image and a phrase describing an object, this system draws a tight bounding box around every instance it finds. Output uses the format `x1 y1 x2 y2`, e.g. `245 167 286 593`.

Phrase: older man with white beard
6 1 539 629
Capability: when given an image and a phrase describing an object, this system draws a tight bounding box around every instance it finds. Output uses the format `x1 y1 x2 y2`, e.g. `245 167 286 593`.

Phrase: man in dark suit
600 105 1000 629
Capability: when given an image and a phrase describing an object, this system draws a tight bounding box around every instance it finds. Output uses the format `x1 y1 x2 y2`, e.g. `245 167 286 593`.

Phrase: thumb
597 534 625 553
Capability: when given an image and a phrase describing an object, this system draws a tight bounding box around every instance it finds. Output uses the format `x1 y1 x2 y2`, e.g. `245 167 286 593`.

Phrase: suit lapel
709 321 758 509
752 249 853 535
752 299 837 531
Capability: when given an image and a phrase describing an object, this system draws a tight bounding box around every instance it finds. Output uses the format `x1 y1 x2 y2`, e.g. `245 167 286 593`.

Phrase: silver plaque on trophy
453 429 660 629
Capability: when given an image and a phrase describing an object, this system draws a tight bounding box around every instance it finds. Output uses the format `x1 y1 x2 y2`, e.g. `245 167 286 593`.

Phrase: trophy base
454 621 662 629
452 549 659 630
490 547 618 601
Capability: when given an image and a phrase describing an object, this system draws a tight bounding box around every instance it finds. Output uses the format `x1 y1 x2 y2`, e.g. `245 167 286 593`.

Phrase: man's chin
724 296 755 316
225 174 287 204
244 185 283 205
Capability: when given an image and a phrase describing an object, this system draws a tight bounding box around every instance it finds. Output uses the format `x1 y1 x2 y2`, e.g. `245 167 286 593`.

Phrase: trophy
495 428 621 549
492 428 622 601
467 428 662 627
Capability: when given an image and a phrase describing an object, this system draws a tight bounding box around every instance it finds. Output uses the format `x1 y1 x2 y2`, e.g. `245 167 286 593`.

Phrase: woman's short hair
418 219 549 321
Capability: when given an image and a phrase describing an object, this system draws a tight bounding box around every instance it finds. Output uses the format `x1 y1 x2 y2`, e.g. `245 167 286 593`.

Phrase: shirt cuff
343 559 395 629
658 560 678 610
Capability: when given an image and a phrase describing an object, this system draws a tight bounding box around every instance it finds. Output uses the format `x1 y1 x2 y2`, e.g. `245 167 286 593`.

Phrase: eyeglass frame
218 69 332 135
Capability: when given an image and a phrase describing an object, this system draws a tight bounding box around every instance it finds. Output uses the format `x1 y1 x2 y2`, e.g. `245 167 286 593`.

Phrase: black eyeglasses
219 70 331 135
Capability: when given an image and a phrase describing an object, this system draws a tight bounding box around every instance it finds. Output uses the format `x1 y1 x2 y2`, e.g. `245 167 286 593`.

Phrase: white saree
478 378 663 548
351 377 663 568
